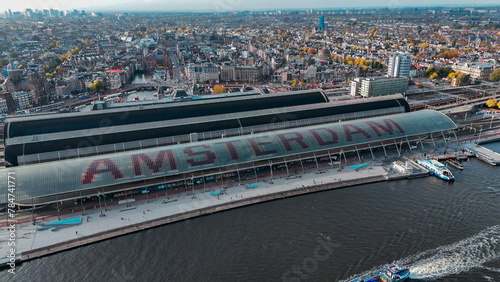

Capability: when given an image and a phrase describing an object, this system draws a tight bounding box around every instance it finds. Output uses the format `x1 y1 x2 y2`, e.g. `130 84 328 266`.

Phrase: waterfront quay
0 127 495 267
463 143 500 165
0 161 398 266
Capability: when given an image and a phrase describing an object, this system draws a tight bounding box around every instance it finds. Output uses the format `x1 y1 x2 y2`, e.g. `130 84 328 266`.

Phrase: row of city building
0 9 498 113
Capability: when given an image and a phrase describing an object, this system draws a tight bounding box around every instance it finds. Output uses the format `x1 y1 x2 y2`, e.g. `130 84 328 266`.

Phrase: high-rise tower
387 53 411 77
319 16 325 30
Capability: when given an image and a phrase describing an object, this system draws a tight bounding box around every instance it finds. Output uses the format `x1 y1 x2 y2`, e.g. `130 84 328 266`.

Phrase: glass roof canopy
0 110 457 204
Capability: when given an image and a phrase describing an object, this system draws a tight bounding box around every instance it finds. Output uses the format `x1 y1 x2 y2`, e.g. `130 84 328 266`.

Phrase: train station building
0 90 457 207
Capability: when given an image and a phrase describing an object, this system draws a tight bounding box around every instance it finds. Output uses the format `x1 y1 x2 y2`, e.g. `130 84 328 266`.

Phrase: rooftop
0 110 457 204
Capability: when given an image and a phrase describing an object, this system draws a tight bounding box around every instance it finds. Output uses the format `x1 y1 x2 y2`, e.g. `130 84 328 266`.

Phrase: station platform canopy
0 110 457 204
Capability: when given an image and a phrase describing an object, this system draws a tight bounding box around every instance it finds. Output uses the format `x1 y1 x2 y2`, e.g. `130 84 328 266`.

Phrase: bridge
117 83 172 93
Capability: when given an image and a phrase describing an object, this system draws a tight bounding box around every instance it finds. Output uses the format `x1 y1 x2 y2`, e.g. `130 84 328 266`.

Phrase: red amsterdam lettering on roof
342 124 372 142
131 150 177 176
276 132 309 152
365 119 405 137
309 128 340 146
247 136 278 157
215 140 242 160
81 158 124 184
183 145 217 167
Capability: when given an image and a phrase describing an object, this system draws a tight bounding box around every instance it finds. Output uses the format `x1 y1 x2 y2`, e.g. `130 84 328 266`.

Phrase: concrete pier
463 143 500 166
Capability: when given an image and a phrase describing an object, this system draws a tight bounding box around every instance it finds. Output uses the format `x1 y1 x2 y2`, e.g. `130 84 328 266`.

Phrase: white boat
417 159 455 181
354 265 410 282
392 161 410 174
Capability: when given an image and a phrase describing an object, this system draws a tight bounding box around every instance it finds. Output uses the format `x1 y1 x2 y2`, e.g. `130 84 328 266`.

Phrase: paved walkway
0 163 394 264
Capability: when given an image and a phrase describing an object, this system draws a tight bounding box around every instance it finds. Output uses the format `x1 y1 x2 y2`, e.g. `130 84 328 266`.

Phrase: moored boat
417 159 455 181
446 159 464 170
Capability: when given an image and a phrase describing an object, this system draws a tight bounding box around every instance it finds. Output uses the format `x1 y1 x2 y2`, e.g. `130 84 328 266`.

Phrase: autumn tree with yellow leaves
213 85 228 94
486 98 497 108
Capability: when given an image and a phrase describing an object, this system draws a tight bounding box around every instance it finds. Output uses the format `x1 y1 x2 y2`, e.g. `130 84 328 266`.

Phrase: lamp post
191 175 196 199
103 194 107 211
97 193 103 216
477 127 483 146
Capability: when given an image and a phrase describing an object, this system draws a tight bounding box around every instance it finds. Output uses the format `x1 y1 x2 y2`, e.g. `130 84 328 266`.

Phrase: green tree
77 66 87 72
31 35 40 41
455 72 470 86
94 79 105 91
436 66 454 77
9 51 19 58
490 68 500 82
426 66 436 77
0 58 9 66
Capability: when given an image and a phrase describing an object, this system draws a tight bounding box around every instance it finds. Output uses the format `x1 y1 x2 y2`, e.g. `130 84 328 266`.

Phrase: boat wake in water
405 225 500 279
343 226 500 281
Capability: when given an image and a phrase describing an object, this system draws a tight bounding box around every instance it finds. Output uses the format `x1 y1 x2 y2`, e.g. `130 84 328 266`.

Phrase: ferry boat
417 159 455 181
446 159 464 170
354 265 410 282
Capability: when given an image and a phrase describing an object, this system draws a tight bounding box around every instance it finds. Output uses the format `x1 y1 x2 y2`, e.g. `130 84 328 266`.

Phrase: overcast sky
3 0 499 13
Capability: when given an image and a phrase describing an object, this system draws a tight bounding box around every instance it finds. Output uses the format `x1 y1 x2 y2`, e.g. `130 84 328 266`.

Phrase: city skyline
2 0 500 13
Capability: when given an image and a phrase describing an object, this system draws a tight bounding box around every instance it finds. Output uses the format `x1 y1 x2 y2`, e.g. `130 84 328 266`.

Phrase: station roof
6 94 408 146
0 110 456 203
5 89 329 138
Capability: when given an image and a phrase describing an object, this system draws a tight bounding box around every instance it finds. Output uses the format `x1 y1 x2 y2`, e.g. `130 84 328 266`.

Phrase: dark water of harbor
3 143 500 282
